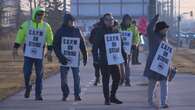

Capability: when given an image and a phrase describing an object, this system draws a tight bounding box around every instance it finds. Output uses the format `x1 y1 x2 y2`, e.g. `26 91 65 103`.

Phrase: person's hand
93 61 98 64
123 57 128 65
83 55 87 66
45 51 52 62
60 56 69 65
127 55 131 62
154 14 159 22
12 48 19 61
83 59 87 66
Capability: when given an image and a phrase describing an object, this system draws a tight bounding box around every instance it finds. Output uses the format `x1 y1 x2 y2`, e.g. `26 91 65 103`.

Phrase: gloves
153 14 159 22
45 50 52 62
59 56 69 65
12 48 19 60
83 56 87 66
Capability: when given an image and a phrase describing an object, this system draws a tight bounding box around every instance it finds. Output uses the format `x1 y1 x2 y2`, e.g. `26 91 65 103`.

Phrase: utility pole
148 0 157 20
34 0 37 8
170 0 174 35
177 0 181 47
16 0 21 28
64 0 71 14
170 0 174 22
0 0 3 31
29 0 33 15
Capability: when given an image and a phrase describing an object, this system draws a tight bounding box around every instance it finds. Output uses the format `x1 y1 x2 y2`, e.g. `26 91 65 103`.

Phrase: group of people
12 6 172 109
89 14 142 87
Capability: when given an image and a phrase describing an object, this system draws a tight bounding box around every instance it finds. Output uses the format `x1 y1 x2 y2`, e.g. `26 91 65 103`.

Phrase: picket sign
121 31 133 55
61 37 80 67
150 41 174 77
24 22 46 59
104 33 124 65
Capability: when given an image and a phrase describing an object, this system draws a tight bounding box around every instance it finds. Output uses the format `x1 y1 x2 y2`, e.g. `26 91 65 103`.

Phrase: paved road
0 53 195 110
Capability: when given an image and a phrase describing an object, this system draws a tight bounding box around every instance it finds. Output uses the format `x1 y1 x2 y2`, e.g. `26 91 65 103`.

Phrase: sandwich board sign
104 33 124 65
61 37 80 67
121 31 133 55
150 41 174 77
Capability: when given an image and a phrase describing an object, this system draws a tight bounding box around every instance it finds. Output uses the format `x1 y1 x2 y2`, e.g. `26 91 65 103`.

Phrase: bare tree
16 0 22 28
0 0 3 30
46 0 64 32
29 0 33 15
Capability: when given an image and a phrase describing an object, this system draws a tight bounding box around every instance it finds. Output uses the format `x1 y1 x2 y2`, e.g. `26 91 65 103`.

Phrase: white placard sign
121 31 133 55
24 28 45 59
61 37 80 67
104 33 124 65
150 41 174 77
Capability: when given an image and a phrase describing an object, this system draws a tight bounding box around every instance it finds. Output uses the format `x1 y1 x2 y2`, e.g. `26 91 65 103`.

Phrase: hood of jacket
32 6 45 21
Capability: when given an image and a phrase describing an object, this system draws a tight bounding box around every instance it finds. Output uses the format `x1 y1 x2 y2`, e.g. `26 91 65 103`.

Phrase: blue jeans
60 66 81 97
120 55 131 84
125 55 131 82
23 57 43 97
148 79 168 105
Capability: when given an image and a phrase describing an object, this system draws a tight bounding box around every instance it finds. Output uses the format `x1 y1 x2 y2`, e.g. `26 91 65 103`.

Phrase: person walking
92 13 126 105
131 20 141 65
12 6 53 101
89 18 103 86
119 14 137 86
53 13 87 101
144 14 170 109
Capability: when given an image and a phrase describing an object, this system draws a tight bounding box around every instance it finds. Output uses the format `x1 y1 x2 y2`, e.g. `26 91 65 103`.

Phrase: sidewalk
0 53 195 110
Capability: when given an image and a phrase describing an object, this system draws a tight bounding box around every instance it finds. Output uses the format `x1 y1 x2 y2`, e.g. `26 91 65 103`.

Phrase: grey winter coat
143 17 168 81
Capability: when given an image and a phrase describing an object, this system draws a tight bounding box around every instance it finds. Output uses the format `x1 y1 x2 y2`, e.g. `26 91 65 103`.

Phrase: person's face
67 20 74 27
160 28 168 34
124 18 131 26
35 11 45 23
104 15 114 28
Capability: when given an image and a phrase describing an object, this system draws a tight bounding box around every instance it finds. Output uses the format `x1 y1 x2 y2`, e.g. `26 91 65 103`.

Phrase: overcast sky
179 0 195 19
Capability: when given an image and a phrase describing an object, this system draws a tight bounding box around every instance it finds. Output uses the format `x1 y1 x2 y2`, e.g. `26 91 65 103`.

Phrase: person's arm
119 31 127 64
147 14 159 37
14 21 28 49
13 21 28 59
92 28 100 64
78 28 88 66
132 26 140 46
44 23 54 62
53 29 68 65
89 28 96 44
45 23 54 51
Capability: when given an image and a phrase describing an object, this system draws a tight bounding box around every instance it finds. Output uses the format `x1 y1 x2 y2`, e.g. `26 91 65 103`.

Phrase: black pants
100 65 121 101
132 45 140 64
93 63 100 80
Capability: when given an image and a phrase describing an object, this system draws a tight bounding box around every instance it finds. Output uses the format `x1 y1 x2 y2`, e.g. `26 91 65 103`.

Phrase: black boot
24 85 32 98
75 96 82 101
94 78 100 86
104 99 111 105
125 81 131 87
62 96 68 101
110 96 123 104
35 95 43 101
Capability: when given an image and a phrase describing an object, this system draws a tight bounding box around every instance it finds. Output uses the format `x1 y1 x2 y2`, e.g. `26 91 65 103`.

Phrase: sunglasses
37 12 45 16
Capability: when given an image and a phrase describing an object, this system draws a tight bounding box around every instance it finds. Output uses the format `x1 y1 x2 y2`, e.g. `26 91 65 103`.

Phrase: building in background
0 0 20 29
71 0 149 34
